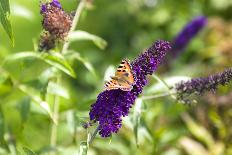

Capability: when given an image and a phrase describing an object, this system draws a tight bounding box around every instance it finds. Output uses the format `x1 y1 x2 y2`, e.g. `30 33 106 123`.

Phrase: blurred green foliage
0 0 232 154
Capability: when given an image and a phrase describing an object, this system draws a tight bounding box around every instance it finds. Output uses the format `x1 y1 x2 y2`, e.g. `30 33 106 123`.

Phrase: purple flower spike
175 68 232 104
89 40 171 137
171 16 207 57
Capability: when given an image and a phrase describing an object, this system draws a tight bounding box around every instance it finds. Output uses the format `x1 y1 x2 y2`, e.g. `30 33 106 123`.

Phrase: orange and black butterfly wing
104 59 136 91
115 59 135 85
104 77 132 91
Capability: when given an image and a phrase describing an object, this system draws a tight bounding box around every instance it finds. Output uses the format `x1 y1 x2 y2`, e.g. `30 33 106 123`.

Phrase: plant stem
50 0 86 152
142 92 175 100
152 74 177 100
152 74 171 90
62 0 86 53
50 76 61 147
88 125 100 145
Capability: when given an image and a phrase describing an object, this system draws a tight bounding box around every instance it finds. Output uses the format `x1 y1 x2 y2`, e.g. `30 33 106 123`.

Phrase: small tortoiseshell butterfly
104 59 136 91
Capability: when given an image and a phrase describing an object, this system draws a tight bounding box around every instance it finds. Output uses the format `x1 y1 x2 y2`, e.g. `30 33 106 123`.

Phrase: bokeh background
0 0 232 154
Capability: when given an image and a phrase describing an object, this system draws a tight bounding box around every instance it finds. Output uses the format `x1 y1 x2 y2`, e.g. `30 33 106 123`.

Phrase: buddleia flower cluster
39 0 73 51
89 40 171 137
38 31 56 51
174 68 232 104
171 16 207 57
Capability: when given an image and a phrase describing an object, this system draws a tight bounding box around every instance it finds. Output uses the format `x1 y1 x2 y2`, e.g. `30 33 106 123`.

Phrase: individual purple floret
89 40 171 137
40 0 62 14
50 0 62 8
171 16 207 57
41 4 47 13
175 68 232 104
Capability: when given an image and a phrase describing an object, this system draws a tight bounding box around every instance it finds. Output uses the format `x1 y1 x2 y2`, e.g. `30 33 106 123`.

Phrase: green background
0 0 232 154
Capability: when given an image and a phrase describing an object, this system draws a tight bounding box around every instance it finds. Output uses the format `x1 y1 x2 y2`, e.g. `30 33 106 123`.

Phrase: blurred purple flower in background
40 0 72 40
89 40 171 137
39 0 72 51
171 16 207 57
175 68 232 104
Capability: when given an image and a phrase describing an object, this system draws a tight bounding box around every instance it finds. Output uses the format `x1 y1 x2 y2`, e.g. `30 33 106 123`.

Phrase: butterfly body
104 59 136 91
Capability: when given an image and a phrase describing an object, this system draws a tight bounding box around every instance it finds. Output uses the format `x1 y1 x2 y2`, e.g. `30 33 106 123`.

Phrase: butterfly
104 59 136 91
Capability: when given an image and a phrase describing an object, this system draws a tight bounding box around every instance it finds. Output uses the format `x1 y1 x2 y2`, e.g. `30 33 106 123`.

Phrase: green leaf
179 137 209 155
77 57 96 76
94 141 130 155
140 117 153 143
39 69 54 101
19 97 31 125
132 98 153 146
133 98 142 146
35 146 56 154
209 110 226 138
181 113 214 148
16 84 54 123
3 52 76 78
0 0 14 44
2 55 49 82
69 30 107 49
41 52 76 78
0 0 10 13
66 111 77 135
0 76 13 97
79 142 88 155
0 107 4 143
22 147 36 155
11 4 34 20
47 81 69 99
2 51 37 61
5 129 17 155
65 51 96 77
0 147 7 154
